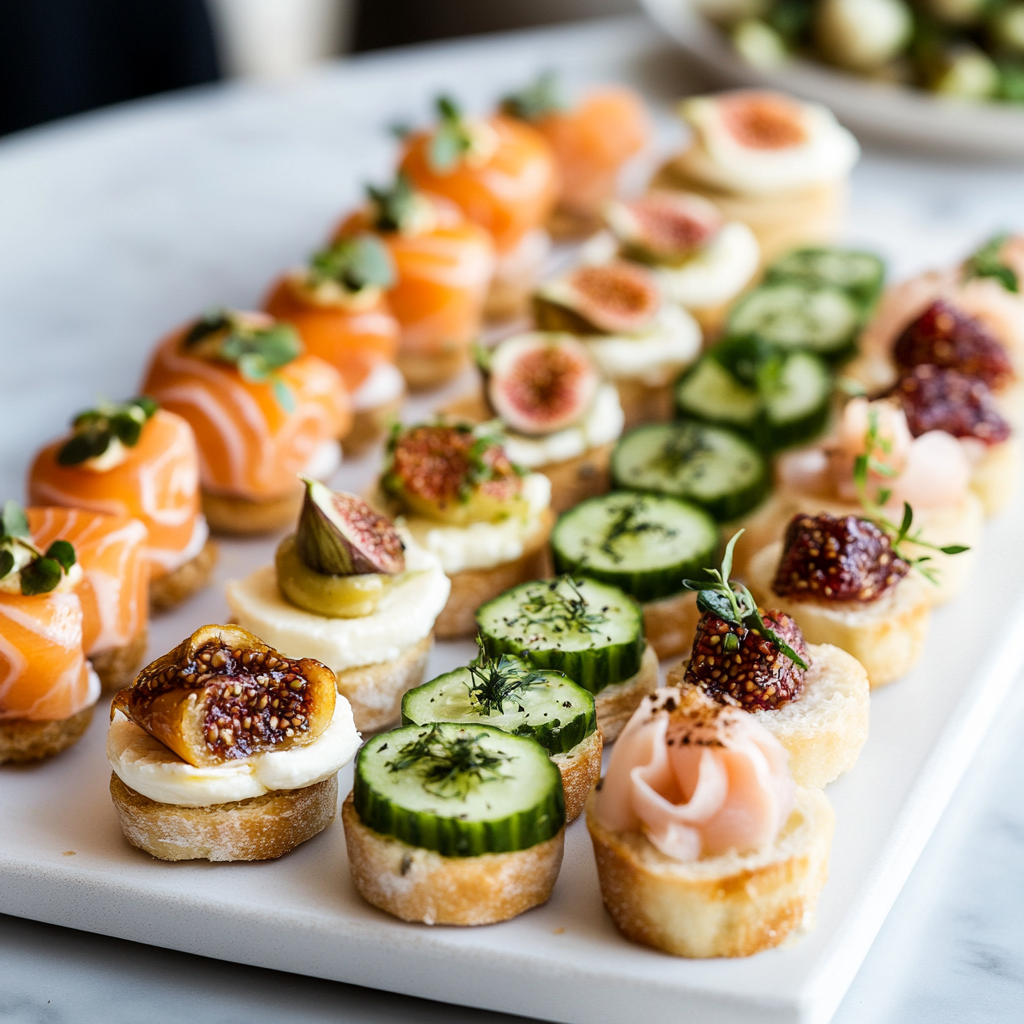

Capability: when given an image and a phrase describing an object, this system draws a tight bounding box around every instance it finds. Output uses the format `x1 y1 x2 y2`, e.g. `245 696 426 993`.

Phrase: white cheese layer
303 438 343 482
657 222 761 309
107 698 360 807
401 472 552 574
502 383 624 468
351 362 405 412
225 530 450 672
584 303 701 385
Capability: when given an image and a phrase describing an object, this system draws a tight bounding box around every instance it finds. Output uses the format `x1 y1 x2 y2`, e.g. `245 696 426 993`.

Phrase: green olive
275 535 391 618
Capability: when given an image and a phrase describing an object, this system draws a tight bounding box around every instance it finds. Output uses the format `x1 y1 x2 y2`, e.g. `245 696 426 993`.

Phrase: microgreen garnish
0 500 77 596
500 71 566 121
460 421 525 501
57 396 158 466
593 496 677 565
308 235 394 291
506 576 609 636
386 724 510 799
852 406 969 584
682 531 809 670
428 95 475 172
183 310 303 412
964 233 1018 294
654 423 711 475
466 640 547 715
366 174 418 233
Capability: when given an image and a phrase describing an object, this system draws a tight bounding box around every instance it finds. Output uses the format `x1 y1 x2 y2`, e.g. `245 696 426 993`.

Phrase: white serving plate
640 0 1024 158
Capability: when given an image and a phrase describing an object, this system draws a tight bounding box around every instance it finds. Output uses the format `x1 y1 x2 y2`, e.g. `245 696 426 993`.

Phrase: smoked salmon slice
29 408 204 581
141 312 351 501
28 507 148 657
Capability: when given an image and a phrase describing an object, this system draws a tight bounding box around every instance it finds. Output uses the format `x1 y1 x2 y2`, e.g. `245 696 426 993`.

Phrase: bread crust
667 642 870 786
202 486 305 537
586 785 834 957
553 727 603 823
342 793 564 925
110 772 338 862
747 540 931 688
643 589 700 661
970 437 1019 517
343 393 406 458
614 377 676 431
548 205 602 242
595 642 659 743
397 346 469 392
90 629 150 692
149 539 218 612
0 704 96 765
435 509 555 639
336 633 433 734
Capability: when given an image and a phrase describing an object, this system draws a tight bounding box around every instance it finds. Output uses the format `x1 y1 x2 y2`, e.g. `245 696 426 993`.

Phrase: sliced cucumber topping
552 492 718 602
727 282 861 359
611 421 769 522
762 350 833 451
355 723 564 857
476 576 644 694
674 356 760 430
402 655 596 755
767 248 885 308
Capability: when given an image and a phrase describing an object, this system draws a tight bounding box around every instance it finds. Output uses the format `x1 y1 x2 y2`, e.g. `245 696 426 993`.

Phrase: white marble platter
1 16 1024 1024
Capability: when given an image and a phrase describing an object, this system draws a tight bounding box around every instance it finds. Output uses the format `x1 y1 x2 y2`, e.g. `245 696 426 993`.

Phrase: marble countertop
1 14 1023 1024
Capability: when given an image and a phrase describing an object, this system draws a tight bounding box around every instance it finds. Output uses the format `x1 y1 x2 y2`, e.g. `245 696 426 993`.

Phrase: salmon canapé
28 507 148 657
336 182 495 360
28 403 204 581
399 99 558 256
264 235 401 395
142 311 351 502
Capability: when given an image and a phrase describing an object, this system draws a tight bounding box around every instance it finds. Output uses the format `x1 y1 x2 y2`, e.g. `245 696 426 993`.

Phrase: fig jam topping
892 365 1011 445
773 513 909 603
684 609 808 711
893 300 1013 389
718 93 808 149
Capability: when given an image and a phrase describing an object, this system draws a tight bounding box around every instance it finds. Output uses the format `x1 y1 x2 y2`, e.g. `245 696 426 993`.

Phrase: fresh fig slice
536 263 662 335
606 193 723 265
488 333 601 436
714 91 809 150
295 478 405 576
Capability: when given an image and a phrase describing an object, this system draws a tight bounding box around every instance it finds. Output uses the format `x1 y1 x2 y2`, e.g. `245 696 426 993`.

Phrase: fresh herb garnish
595 496 677 565
852 405 969 584
654 423 711 475
500 71 566 121
682 531 809 670
366 174 418 234
183 310 303 412
57 396 158 467
964 233 1018 294
507 576 609 636
465 640 547 715
386 724 510 799
308 235 394 291
0 500 76 596
428 95 475 172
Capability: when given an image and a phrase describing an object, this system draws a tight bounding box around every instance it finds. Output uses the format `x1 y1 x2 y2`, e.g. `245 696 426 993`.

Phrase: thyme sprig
682 531 808 670
0 501 76 596
964 233 1018 294
386 723 510 799
429 96 475 172
57 396 158 466
852 406 969 585
507 576 609 636
596 496 677 565
466 639 547 715
366 173 418 233
500 71 566 121
308 235 394 291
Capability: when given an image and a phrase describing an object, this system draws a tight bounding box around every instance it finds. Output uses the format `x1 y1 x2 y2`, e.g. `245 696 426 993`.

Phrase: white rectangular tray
3 390 1023 1024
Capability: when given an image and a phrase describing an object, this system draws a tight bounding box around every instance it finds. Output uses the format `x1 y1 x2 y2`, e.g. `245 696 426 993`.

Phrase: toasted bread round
614 378 676 431
342 793 564 925
667 641 869 786
149 539 218 612
343 393 406 458
397 346 469 392
435 509 555 639
747 540 932 689
202 487 306 537
554 727 604 823
586 785 834 957
595 642 659 744
0 704 96 765
110 772 337 862
643 589 700 661
548 204 602 242
970 437 1019 517
90 629 150 692
335 632 433 734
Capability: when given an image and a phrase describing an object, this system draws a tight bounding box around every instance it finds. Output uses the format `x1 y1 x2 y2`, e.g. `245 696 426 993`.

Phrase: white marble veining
1 15 1023 1024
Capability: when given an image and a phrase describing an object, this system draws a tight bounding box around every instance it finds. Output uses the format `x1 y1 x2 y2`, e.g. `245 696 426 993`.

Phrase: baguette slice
614 377 675 431
90 629 149 692
595 642 659 744
554 727 603 823
747 540 931 689
342 792 564 925
202 487 305 537
149 539 218 612
970 436 1020 517
643 589 700 661
587 785 834 958
0 705 95 765
667 642 869 787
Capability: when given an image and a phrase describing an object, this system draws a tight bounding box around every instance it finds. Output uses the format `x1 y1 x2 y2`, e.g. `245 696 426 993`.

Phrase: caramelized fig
534 262 662 334
296 478 405 576
487 333 600 436
606 192 723 266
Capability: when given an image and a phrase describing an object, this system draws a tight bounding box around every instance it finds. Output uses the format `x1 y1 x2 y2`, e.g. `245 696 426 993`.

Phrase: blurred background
0 0 634 137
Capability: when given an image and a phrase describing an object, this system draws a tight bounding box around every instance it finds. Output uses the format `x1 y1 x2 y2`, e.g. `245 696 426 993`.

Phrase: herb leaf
0 550 14 579
466 642 547 715
2 500 30 540
56 397 159 467
19 557 62 596
44 540 76 572
428 95 475 172
500 71 566 121
964 233 1018 293
309 235 394 291
366 174 418 234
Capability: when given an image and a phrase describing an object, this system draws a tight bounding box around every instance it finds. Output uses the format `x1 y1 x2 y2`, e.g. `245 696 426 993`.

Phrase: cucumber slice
355 723 564 857
675 356 760 430
767 248 885 308
611 422 769 522
727 282 861 359
761 350 833 451
551 492 718 602
401 658 596 755
476 576 644 694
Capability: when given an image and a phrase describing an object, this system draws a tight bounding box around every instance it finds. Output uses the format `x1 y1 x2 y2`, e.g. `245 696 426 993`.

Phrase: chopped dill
465 641 546 715
386 724 510 799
